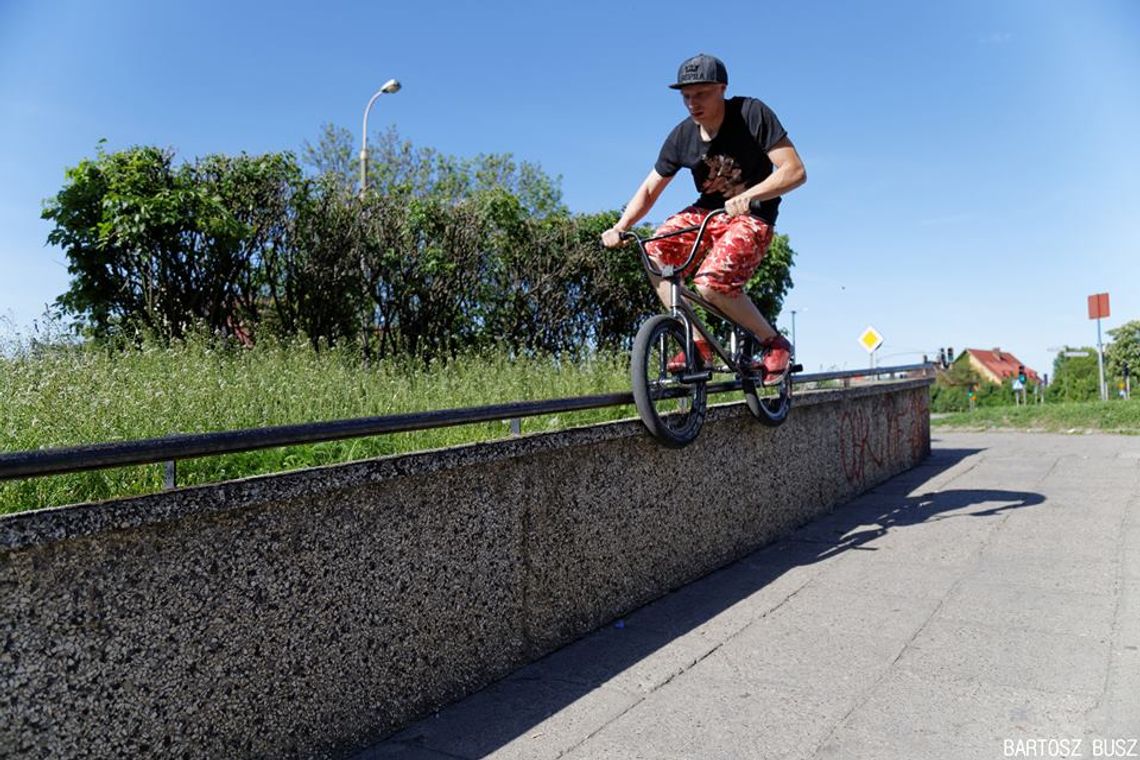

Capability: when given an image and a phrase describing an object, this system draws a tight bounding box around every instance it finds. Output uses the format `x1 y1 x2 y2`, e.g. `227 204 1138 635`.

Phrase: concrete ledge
1 379 930 759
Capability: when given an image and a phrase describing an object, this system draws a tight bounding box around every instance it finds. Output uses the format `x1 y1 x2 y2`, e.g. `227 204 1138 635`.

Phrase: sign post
1087 293 1110 401
859 326 884 375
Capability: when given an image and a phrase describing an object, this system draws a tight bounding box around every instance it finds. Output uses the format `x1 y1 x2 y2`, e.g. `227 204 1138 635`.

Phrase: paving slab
819 667 1098 757
891 617 1110 696
558 672 848 760
360 679 640 760
354 432 1140 760
936 576 1116 639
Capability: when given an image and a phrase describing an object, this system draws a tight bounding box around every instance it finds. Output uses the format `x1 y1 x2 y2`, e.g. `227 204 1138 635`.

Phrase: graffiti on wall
839 391 929 486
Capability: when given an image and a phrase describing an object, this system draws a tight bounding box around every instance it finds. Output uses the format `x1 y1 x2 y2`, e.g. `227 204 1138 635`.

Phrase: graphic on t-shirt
700 154 746 199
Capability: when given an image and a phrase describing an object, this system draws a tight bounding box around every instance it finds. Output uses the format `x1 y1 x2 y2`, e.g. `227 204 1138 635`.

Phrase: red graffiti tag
839 392 929 485
839 407 883 486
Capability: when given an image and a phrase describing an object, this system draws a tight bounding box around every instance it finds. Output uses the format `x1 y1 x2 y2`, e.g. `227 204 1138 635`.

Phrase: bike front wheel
631 314 708 447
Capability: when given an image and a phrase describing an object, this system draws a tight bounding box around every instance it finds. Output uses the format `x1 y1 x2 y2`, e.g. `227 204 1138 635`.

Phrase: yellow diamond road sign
859 326 883 353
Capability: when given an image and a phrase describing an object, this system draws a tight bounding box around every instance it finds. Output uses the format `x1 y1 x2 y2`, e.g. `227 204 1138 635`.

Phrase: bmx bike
620 207 802 447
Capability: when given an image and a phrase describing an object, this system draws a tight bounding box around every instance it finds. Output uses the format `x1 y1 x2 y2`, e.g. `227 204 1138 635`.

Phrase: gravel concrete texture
0 380 928 759
359 431 1140 760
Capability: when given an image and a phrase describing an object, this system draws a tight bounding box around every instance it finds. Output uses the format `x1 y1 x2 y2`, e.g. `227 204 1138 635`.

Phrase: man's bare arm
602 170 673 247
724 138 807 216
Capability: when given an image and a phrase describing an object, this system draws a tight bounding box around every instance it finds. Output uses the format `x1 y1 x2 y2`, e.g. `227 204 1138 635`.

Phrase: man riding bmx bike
601 53 807 382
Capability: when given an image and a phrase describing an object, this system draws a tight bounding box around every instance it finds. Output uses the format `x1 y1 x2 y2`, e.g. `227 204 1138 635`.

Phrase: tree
1047 347 1100 402
377 194 491 359
1106 320 1140 390
42 144 308 343
304 126 583 358
43 144 249 340
746 233 795 325
286 176 367 349
929 357 985 412
570 211 658 352
302 124 566 217
188 151 303 339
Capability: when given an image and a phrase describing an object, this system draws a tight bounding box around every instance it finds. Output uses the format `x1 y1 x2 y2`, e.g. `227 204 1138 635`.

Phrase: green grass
933 397 1140 434
0 337 637 514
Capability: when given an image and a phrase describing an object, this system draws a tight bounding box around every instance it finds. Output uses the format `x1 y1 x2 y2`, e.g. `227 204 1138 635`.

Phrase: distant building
958 348 1040 385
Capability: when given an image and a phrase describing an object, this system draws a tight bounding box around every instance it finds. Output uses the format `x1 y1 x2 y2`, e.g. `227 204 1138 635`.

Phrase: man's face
680 83 726 124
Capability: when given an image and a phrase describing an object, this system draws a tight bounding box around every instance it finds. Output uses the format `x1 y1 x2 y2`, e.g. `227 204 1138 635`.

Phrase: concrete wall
0 379 930 759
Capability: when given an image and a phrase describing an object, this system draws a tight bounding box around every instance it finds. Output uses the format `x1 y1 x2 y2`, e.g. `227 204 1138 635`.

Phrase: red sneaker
760 335 792 380
667 341 713 373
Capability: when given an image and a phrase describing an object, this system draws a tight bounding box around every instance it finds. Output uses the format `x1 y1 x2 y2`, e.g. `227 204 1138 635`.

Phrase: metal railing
0 363 933 486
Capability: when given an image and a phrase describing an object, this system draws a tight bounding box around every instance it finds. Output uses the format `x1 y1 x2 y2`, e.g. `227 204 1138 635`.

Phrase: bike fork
667 278 696 367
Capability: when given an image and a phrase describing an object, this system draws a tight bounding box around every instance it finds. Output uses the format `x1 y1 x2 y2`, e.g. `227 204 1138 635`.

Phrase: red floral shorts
645 207 774 294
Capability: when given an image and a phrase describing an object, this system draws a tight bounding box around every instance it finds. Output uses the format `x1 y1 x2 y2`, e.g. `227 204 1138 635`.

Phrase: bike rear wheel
631 314 708 447
741 339 792 427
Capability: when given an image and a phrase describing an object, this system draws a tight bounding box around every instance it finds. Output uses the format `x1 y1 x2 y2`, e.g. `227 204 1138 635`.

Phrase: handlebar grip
748 197 766 217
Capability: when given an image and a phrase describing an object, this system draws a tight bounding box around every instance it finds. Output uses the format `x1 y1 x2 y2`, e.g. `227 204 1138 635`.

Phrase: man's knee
696 281 734 303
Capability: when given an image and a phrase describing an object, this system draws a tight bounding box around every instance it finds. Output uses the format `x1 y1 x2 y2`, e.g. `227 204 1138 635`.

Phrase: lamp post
358 78 401 363
789 307 805 360
360 78 401 196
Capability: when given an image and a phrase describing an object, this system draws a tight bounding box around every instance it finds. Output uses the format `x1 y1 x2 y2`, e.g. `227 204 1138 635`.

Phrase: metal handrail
0 363 933 483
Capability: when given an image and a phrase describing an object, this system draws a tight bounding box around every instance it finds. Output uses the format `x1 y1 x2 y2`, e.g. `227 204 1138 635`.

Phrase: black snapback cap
668 53 728 89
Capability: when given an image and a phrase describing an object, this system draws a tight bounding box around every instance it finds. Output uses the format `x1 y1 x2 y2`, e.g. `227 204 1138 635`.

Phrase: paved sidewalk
356 432 1140 760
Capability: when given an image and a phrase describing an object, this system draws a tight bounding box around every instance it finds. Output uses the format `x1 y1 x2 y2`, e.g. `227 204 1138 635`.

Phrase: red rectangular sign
1088 292 1110 320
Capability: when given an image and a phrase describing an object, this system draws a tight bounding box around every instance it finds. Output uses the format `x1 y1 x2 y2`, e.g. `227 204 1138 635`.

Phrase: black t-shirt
654 96 788 224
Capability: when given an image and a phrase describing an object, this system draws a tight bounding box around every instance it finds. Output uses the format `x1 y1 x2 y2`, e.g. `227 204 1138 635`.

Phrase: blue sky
2 0 1138 377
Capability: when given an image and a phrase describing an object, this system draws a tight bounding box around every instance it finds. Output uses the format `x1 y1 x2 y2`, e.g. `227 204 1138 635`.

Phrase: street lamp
789 308 805 356
360 78 401 195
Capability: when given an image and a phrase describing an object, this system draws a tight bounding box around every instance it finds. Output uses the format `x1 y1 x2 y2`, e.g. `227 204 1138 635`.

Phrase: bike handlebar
619 208 728 279
618 208 727 244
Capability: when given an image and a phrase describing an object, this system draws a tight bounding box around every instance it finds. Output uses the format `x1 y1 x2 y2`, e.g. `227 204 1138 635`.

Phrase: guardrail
0 362 934 486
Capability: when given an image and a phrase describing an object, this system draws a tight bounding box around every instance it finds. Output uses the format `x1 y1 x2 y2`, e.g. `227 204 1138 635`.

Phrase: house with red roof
958 348 1040 385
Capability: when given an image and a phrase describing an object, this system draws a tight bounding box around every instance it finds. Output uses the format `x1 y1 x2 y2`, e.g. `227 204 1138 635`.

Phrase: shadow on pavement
355 445 1046 760
799 485 1046 563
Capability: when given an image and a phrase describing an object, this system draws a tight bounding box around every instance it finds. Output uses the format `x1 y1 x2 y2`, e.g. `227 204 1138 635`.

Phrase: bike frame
621 209 755 377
